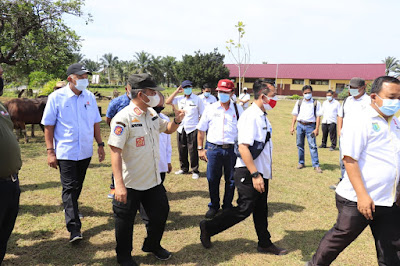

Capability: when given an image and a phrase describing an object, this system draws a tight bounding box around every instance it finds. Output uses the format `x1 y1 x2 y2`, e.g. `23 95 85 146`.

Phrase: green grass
1 96 378 265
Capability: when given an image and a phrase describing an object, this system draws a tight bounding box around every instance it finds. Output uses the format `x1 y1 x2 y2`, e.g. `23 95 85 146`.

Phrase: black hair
253 79 271 99
302 85 313 92
371 76 400 94
202 83 210 90
327 90 334 94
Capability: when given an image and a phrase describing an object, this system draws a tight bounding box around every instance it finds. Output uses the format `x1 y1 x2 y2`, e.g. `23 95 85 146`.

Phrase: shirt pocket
128 126 148 149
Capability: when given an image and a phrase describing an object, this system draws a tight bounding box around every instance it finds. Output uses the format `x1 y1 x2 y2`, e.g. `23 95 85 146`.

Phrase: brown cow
4 97 47 143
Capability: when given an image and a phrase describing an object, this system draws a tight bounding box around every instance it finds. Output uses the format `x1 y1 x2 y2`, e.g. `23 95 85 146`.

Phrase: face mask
349 88 360 97
375 94 400 116
127 90 132 99
204 92 211 98
263 96 278 110
74 78 89 91
218 92 230 103
327 96 333 101
141 91 160 107
304 93 312 100
153 106 165 114
184 87 192 95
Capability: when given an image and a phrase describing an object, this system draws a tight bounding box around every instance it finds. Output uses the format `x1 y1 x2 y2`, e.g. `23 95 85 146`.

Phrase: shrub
29 71 53 89
39 79 59 96
288 94 301 100
338 88 349 100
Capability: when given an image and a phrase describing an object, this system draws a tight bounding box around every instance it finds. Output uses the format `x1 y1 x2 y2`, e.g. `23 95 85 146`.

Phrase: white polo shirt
199 93 217 108
158 113 172 173
41 85 102 160
197 101 243 145
338 93 371 121
336 105 400 207
238 93 251 108
321 99 341 124
235 104 273 179
108 102 168 191
291 98 322 123
172 94 204 134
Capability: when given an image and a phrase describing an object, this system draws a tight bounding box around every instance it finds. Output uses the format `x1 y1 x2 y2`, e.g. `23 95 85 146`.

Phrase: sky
65 0 400 65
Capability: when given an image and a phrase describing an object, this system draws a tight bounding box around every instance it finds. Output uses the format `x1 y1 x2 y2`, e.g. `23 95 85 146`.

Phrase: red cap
216 79 234 92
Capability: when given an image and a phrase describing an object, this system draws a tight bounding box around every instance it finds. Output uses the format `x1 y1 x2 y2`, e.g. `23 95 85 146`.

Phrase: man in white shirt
199 83 217 108
41 63 105 243
197 79 243 219
308 76 400 266
166 80 204 179
199 79 287 256
320 90 341 151
290 85 323 173
238 87 251 109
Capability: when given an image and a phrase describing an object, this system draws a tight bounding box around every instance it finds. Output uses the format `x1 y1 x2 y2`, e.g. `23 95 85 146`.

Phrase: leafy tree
0 0 90 79
100 53 119 84
383 56 399 75
82 59 100 73
114 60 137 85
176 48 230 88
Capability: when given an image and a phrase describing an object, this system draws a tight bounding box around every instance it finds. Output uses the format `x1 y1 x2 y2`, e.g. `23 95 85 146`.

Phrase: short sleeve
108 113 129 149
198 97 205 115
92 95 102 123
106 99 117 119
159 116 168 133
172 97 178 106
291 100 299 116
316 101 323 117
340 116 368 161
237 113 256 145
197 108 210 132
338 102 344 118
41 93 57 126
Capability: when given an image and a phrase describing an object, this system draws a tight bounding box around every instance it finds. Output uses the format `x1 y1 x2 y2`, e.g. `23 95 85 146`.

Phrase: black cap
181 80 193 88
127 73 164 91
67 63 92 76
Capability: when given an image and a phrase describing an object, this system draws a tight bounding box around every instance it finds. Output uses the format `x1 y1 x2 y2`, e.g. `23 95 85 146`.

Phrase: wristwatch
197 146 203 150
98 142 105 147
250 171 260 178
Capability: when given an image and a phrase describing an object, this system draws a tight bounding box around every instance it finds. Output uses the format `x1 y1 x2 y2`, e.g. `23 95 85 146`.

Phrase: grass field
1 93 378 266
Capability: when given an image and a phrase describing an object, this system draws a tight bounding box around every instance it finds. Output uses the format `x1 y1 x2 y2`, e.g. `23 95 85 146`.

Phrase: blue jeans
206 142 236 210
296 123 319 167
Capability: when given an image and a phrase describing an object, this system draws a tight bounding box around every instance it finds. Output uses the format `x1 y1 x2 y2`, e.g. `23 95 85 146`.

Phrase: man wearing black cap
108 74 185 265
41 63 105 243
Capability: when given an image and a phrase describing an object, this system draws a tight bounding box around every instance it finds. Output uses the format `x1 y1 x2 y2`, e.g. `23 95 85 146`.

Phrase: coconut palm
100 53 119 85
134 51 152 74
161 56 177 87
382 56 399 75
82 59 100 73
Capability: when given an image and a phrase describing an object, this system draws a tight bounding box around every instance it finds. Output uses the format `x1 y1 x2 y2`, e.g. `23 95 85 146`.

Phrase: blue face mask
349 88 360 97
184 87 192 95
204 92 211 98
376 94 400 116
327 96 333 101
218 92 230 103
304 93 312 100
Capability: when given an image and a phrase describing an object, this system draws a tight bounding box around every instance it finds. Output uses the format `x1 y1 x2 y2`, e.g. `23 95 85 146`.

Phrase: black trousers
311 194 400 265
113 184 169 264
204 167 272 248
0 177 20 263
177 129 199 173
58 158 91 233
321 123 337 148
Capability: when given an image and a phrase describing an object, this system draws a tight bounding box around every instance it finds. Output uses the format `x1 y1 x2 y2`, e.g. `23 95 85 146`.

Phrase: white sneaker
192 173 199 179
175 170 185 175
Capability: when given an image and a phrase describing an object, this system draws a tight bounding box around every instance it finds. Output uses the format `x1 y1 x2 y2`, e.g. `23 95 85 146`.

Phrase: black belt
299 121 314 125
209 143 234 149
0 174 18 182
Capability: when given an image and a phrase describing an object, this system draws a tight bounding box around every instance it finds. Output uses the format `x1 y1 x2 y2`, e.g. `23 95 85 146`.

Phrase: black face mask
153 106 165 114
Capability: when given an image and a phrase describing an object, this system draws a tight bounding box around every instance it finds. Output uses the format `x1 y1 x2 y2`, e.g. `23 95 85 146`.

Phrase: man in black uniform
0 66 22 263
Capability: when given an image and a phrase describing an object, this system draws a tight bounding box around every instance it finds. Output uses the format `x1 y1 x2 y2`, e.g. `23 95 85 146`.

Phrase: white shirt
291 98 323 123
338 93 371 121
238 93 251 108
235 104 273 179
158 113 172 173
321 99 341 124
336 105 400 207
199 93 217 108
107 102 168 190
231 94 237 103
41 85 102 160
197 101 243 145
172 94 204 134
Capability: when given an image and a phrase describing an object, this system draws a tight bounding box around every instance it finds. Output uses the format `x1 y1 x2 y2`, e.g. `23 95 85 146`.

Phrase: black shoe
199 220 212 248
257 244 288 255
318 145 326 148
142 246 171 260
69 231 83 243
120 259 138 266
205 208 218 219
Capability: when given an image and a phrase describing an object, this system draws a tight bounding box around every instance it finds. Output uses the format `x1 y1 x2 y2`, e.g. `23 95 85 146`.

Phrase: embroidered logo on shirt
152 116 158 121
114 125 124 135
372 123 380 132
134 107 142 116
394 119 400 130
136 137 145 147
132 124 143 127
132 118 140 123
0 110 9 116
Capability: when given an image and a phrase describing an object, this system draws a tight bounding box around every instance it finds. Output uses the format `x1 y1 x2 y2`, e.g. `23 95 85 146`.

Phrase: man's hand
290 127 295 135
252 174 265 193
357 194 375 220
47 151 58 169
174 109 185 123
98 146 105 162
199 149 208 162
176 86 183 93
167 163 172 173
115 185 128 204
313 129 319 137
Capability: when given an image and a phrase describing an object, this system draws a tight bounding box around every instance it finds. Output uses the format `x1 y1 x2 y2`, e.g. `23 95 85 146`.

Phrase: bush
288 94 301 100
39 79 59 96
29 71 53 88
338 88 349 100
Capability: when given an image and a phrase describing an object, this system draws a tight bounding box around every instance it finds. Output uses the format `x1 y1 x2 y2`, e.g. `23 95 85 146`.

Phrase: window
310 80 329 85
292 79 304 85
336 83 345 93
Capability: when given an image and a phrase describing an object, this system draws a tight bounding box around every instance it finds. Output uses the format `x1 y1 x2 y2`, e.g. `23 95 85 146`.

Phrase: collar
353 93 368 101
129 101 146 117
65 84 87 98
251 102 265 116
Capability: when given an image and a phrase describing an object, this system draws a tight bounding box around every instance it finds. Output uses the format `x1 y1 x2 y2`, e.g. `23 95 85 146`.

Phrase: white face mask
74 78 89 91
141 91 160 107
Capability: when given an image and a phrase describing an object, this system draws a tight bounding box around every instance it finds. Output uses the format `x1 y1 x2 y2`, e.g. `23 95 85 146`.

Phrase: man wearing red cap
197 79 243 218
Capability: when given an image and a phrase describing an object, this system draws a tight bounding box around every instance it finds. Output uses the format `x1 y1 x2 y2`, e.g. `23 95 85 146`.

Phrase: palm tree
82 59 100 73
100 53 119 85
161 56 177 87
134 51 152 74
382 56 399 75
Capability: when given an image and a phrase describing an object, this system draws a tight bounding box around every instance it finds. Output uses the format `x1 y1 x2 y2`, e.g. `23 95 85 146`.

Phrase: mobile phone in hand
310 132 315 138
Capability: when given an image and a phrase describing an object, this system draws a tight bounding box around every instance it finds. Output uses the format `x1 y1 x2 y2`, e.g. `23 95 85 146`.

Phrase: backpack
298 99 318 118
